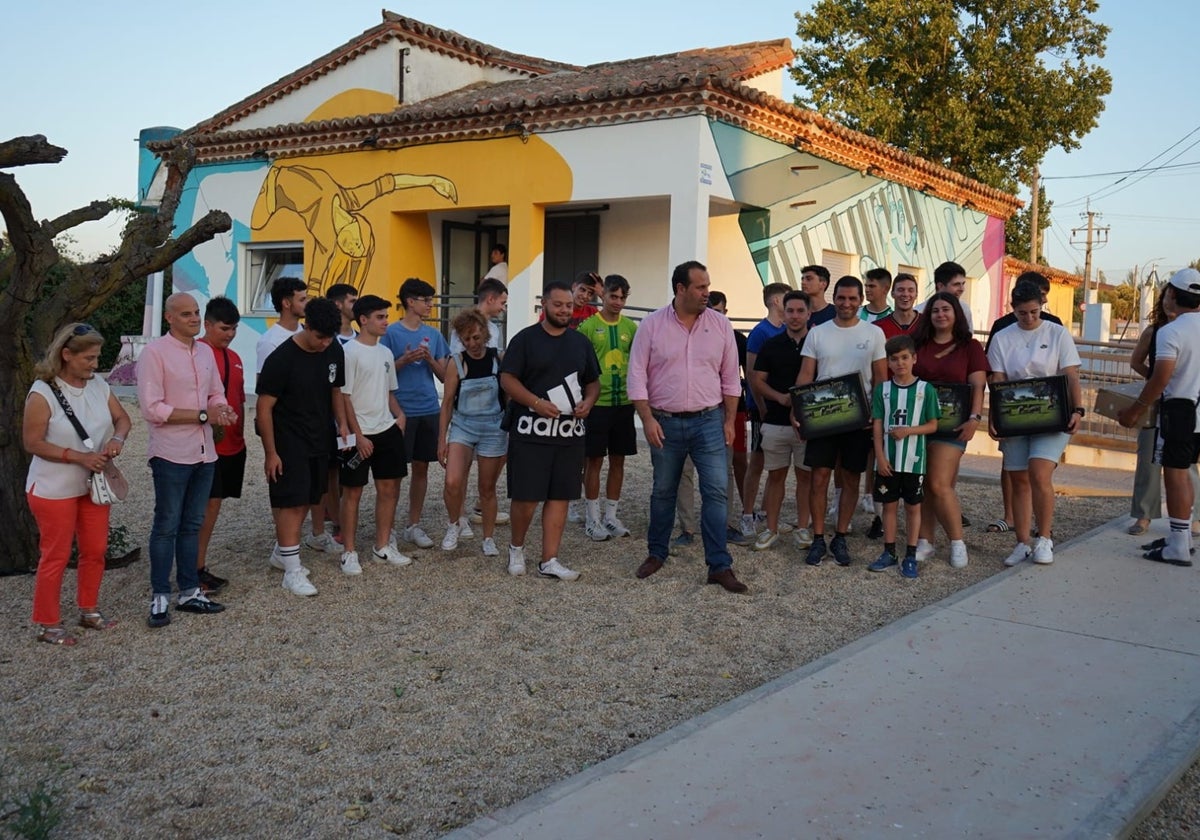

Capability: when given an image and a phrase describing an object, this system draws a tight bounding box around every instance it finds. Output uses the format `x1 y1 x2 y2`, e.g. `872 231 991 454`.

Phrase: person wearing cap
986 280 1082 567
1118 267 1200 567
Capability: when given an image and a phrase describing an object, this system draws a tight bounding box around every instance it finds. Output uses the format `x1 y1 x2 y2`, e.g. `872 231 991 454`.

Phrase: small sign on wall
699 163 713 186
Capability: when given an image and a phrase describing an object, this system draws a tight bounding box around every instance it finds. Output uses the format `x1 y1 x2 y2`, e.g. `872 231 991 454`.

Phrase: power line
1057 122 1200 208
1042 160 1200 180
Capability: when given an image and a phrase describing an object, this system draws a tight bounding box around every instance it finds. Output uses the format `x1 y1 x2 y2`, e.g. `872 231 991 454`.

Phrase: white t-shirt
801 318 887 397
986 319 1080 380
256 322 300 373
1154 311 1200 430
483 262 508 283
341 339 399 436
448 319 502 356
26 377 114 499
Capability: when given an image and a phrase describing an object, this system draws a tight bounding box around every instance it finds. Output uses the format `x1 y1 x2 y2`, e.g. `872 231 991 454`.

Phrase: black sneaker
147 595 171 628
197 567 228 595
830 534 852 567
866 516 884 540
805 536 827 566
177 593 226 614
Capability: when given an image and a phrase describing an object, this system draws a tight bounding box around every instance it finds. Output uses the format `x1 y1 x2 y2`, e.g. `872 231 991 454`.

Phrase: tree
791 0 1112 193
0 135 231 574
1005 187 1052 263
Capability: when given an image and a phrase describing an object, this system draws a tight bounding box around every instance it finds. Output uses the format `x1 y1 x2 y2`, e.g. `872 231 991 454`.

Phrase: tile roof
1004 256 1083 287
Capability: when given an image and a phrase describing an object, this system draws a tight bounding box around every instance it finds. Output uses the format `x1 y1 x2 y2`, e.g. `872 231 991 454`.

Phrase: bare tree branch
0 172 38 256
42 200 115 238
0 135 68 169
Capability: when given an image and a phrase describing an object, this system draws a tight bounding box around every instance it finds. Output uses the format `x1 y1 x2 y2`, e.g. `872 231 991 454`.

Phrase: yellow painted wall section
305 89 400 122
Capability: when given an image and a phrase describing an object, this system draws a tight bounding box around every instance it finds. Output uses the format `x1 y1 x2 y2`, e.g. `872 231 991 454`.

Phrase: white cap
1167 268 1200 293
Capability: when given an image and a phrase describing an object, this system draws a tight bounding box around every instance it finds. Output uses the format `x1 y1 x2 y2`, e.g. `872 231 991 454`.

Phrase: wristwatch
969 413 983 422
1072 407 1086 417
198 410 209 424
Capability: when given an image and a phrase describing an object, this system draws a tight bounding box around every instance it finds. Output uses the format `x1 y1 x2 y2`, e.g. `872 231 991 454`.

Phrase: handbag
47 382 129 503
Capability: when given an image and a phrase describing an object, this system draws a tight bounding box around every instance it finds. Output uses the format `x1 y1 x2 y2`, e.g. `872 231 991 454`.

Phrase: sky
3 0 1197 285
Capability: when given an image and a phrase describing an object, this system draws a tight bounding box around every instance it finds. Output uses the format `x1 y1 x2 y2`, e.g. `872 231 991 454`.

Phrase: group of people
27 253 1129 640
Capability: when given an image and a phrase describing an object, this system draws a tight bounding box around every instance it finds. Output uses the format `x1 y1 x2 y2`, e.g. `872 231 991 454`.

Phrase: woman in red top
911 292 989 568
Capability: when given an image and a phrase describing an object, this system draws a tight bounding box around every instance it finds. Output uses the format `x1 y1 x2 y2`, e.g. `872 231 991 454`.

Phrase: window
242 242 304 316
821 249 856 280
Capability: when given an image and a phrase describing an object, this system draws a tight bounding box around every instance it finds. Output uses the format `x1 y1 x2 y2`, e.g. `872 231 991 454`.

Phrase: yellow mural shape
305 89 399 123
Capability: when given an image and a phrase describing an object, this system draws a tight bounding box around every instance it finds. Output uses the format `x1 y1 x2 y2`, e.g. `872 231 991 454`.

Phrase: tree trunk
0 337 38 573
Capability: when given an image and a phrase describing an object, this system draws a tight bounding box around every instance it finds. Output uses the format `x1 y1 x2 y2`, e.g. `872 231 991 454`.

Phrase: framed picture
931 382 972 439
790 373 870 440
989 375 1070 438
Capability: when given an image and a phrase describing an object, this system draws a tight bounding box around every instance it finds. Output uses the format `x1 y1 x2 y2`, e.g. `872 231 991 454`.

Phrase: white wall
597 198 671 309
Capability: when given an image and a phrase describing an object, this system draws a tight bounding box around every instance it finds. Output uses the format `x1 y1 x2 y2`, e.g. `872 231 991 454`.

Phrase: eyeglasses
72 324 96 335
411 296 435 305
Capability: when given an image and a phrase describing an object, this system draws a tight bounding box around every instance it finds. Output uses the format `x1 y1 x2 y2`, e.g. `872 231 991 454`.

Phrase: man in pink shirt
628 260 747 593
137 293 237 628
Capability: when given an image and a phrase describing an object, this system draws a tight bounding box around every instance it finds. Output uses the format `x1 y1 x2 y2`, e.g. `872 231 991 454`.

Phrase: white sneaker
507 545 526 576
268 547 309 575
441 522 461 551
604 515 630 538
915 539 935 563
340 550 362 576
282 569 317 596
1004 543 1032 567
303 530 341 554
779 522 795 534
859 493 875 514
401 525 434 549
567 500 584 524
949 541 968 569
538 558 580 581
794 527 814 549
740 513 758 538
373 543 413 566
457 517 474 539
1031 536 1054 564
482 537 499 557
753 529 779 551
585 518 611 542
469 508 510 526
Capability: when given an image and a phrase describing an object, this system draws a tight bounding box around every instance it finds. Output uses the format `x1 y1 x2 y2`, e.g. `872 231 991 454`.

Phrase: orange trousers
28 492 110 625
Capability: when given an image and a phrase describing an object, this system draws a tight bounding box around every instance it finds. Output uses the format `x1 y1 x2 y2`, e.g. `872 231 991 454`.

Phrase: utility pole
1071 199 1110 305
1029 165 1040 264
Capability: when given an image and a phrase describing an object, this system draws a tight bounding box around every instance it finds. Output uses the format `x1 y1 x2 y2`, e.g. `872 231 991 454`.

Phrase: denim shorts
448 411 507 458
999 432 1070 470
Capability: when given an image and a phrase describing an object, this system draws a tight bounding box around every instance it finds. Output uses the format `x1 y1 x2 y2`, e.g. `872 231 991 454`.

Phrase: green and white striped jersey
871 379 941 474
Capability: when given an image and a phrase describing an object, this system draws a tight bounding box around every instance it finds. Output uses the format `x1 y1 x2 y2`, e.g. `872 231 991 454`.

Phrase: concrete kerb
449 512 1194 839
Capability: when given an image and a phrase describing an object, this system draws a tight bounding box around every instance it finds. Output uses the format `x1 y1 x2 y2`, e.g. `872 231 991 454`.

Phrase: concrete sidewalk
447 518 1200 839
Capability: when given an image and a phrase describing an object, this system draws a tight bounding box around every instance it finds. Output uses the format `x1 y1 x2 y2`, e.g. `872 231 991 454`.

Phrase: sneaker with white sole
340 551 362 575
538 558 580 581
303 531 342 554
567 500 584 524
457 517 474 539
585 518 611 542
949 541 968 569
373 543 413 566
915 539 935 563
401 525 434 549
282 569 318 596
779 522 795 534
740 513 758 539
482 537 499 557
268 547 309 575
604 516 630 538
469 509 510 526
442 522 461 551
794 527 814 549
507 545 526 576
753 529 779 551
1004 543 1032 567
1031 536 1054 564
859 493 876 514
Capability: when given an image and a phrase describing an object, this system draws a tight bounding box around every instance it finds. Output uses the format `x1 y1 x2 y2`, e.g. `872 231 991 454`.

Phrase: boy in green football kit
869 335 940 578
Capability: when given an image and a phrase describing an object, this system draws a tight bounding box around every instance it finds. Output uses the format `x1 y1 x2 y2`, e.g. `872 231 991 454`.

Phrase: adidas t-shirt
871 378 940 474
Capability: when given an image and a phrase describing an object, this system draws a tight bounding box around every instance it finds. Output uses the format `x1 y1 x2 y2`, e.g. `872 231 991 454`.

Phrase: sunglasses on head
72 324 95 336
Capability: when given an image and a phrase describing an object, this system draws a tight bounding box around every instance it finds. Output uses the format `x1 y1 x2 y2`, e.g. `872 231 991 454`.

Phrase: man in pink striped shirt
137 293 237 628
628 261 747 593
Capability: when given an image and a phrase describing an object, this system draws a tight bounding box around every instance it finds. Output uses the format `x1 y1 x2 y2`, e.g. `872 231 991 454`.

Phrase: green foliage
0 775 62 840
792 0 1112 192
1098 284 1135 321
89 278 146 369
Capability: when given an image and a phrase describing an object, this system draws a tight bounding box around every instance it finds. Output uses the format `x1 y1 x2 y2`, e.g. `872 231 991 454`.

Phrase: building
140 11 1026 377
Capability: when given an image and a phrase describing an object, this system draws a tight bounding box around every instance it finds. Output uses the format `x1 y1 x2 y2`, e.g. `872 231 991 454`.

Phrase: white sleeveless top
25 377 114 500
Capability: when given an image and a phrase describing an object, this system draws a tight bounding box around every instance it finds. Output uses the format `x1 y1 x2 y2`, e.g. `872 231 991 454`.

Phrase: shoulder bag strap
47 382 96 450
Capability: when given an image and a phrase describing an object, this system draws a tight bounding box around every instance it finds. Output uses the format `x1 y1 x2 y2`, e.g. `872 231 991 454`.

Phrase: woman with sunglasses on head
23 323 132 645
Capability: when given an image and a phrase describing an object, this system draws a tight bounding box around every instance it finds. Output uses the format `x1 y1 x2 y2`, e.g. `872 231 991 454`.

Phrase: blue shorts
448 411 508 458
999 432 1069 471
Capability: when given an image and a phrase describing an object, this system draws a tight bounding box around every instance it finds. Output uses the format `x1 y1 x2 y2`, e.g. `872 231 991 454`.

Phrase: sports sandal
1141 538 1196 553
78 611 118 631
986 519 1013 533
37 625 78 646
1143 546 1194 567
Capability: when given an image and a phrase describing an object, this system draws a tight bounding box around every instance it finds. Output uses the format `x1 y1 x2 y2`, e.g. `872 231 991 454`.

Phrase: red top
200 339 246 456
914 338 989 384
877 313 922 340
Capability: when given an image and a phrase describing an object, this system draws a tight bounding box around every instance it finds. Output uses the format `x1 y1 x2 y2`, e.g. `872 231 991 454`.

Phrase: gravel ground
1 403 1186 839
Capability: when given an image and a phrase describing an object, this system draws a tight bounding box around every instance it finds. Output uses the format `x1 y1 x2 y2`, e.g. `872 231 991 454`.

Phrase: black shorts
403 413 439 464
340 424 409 487
804 428 872 473
584 404 638 458
873 471 925 505
507 440 585 501
1158 398 1200 470
269 450 330 509
749 416 764 453
209 449 247 499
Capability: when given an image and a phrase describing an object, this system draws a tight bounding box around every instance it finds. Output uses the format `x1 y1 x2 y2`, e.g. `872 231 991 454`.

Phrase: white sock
605 498 620 519
278 544 302 572
585 498 601 522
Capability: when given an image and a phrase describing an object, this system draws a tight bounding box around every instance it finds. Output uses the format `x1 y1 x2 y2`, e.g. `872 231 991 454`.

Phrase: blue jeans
149 458 215 597
647 409 732 572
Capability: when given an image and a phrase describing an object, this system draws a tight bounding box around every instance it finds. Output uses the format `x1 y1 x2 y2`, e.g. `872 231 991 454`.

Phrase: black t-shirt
753 331 807 425
500 324 600 446
984 311 1064 353
734 329 748 413
256 338 345 450
808 303 836 329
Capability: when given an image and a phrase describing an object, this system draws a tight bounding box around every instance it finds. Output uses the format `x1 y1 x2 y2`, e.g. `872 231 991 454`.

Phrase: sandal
78 611 118 631
37 625 78 646
1141 537 1196 554
986 519 1013 533
1143 546 1195 567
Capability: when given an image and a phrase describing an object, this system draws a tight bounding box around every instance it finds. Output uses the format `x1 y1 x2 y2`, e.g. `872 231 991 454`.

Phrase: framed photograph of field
989 375 1070 438
931 382 972 439
790 374 869 439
